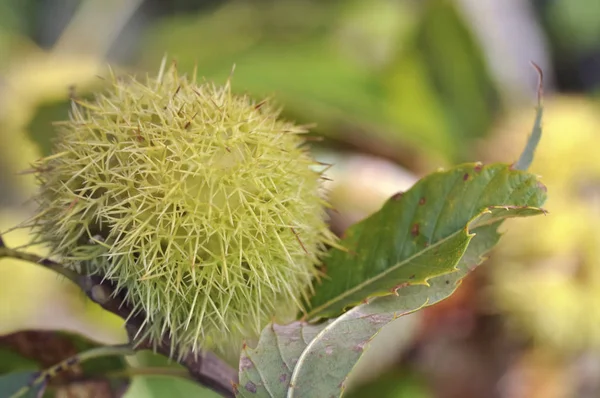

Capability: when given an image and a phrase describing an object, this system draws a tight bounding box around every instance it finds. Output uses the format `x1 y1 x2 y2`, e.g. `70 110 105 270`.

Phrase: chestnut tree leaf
236 214 542 397
306 162 547 320
286 220 508 398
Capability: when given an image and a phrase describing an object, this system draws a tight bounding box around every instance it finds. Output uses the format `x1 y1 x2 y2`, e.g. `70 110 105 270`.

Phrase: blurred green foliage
345 369 431 398
139 0 498 162
126 351 220 398
546 0 600 55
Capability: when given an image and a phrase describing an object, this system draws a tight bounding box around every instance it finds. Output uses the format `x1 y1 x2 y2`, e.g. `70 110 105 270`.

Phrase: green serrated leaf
235 320 357 397
237 205 545 398
306 163 547 320
237 322 326 397
286 220 522 398
0 371 44 398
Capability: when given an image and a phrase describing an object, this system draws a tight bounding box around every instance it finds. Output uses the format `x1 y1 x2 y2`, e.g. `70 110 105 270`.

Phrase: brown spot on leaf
419 197 426 205
537 181 547 192
353 341 367 353
391 192 404 201
240 355 253 371
391 283 409 295
411 223 420 237
245 381 257 393
463 173 469 181
474 163 483 173
409 274 415 279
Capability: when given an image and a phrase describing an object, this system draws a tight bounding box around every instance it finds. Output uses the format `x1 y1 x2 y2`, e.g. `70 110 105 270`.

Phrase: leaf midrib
306 227 469 319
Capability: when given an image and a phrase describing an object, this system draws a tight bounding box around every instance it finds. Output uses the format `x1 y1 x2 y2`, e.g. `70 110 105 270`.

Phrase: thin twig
0 247 79 281
0 246 238 397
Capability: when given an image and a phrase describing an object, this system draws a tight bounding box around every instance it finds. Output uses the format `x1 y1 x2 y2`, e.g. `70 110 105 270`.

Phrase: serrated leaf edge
288 208 547 397
306 204 547 321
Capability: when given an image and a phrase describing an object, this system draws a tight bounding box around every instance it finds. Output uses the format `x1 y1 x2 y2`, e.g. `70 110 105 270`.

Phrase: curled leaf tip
515 62 544 171
530 61 544 106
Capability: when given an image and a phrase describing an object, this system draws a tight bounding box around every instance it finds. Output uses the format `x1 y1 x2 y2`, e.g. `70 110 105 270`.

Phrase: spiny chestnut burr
30 60 336 354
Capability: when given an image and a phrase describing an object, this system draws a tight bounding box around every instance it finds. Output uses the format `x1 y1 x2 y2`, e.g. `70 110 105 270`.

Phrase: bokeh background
1 0 600 397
